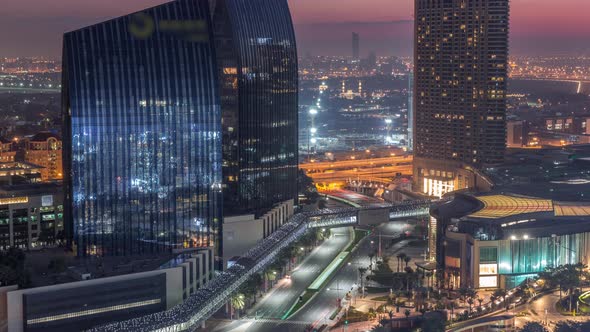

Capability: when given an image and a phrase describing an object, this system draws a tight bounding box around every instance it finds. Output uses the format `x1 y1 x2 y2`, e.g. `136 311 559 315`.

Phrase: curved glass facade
498 233 590 275
62 0 222 257
214 0 299 216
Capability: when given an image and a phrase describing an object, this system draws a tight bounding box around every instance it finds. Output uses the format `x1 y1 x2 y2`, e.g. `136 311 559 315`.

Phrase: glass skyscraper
62 0 223 257
213 0 299 216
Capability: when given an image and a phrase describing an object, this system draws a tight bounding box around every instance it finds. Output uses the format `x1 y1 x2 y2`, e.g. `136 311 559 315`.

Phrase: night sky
1 0 589 57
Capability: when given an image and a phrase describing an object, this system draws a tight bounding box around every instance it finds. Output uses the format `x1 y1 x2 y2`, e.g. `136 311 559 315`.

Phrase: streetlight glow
309 108 318 115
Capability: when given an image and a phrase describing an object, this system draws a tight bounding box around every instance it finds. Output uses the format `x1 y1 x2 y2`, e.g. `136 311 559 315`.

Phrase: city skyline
1 0 589 57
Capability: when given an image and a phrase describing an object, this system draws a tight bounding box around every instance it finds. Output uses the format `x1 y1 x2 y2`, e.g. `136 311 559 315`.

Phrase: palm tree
368 253 375 270
493 289 508 310
449 301 456 321
404 266 414 292
358 267 368 296
467 297 474 314
403 256 411 268
490 295 497 310
458 288 470 306
425 271 433 288
396 253 406 272
230 294 245 320
404 308 412 327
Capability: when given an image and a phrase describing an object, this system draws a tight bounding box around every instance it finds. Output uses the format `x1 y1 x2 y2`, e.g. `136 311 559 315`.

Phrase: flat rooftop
468 194 590 220
484 145 590 202
468 195 553 219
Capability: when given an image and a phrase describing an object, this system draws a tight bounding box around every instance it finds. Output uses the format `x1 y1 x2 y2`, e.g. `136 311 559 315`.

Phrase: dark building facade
352 32 360 60
413 0 509 197
62 0 223 258
213 0 299 217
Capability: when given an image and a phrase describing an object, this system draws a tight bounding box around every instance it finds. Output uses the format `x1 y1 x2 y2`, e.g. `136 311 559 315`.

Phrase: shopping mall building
430 193 590 289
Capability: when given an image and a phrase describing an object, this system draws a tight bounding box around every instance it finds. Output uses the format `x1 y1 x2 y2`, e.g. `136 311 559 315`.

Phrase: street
213 227 352 332
289 221 413 330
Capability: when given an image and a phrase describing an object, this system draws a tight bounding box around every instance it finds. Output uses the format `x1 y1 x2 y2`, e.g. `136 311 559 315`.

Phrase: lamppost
385 118 393 144
308 108 318 162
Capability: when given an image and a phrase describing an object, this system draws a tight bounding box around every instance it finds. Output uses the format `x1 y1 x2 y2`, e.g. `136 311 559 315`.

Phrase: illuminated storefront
434 193 590 289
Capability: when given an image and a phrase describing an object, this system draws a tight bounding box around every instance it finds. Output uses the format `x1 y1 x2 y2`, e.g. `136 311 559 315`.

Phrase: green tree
297 169 319 203
477 297 484 312
230 294 245 320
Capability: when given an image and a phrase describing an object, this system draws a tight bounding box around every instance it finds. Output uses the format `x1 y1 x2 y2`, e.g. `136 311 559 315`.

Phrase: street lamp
308 108 318 162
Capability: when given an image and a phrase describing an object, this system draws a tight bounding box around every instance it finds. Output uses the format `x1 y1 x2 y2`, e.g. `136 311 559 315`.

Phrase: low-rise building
24 132 62 182
0 181 63 251
0 138 15 163
223 200 294 268
0 249 214 332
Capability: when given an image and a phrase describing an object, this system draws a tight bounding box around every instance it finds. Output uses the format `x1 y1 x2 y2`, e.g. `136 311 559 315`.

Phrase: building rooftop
466 194 590 221
469 195 553 219
483 145 590 201
29 131 61 142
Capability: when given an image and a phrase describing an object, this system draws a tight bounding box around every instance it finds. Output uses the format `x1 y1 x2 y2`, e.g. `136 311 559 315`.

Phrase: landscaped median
282 228 369 319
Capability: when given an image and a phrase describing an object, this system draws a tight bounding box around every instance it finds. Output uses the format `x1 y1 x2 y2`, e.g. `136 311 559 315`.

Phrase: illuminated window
479 263 498 275
479 276 498 288
445 256 461 268
27 299 162 325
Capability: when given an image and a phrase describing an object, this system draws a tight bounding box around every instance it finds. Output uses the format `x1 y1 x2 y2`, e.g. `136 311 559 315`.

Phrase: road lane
213 227 352 332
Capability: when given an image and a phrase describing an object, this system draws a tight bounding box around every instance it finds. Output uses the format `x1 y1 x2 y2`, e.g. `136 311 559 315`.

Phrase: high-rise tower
352 32 360 60
213 0 299 217
407 72 414 150
62 0 223 258
413 0 509 197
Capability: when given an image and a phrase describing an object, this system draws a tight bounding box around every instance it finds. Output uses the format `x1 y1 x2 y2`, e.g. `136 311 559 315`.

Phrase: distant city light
310 127 317 134
309 108 318 115
385 118 393 124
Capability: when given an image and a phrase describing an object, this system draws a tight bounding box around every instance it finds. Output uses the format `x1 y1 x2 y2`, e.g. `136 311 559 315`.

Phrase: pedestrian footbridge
306 201 431 229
